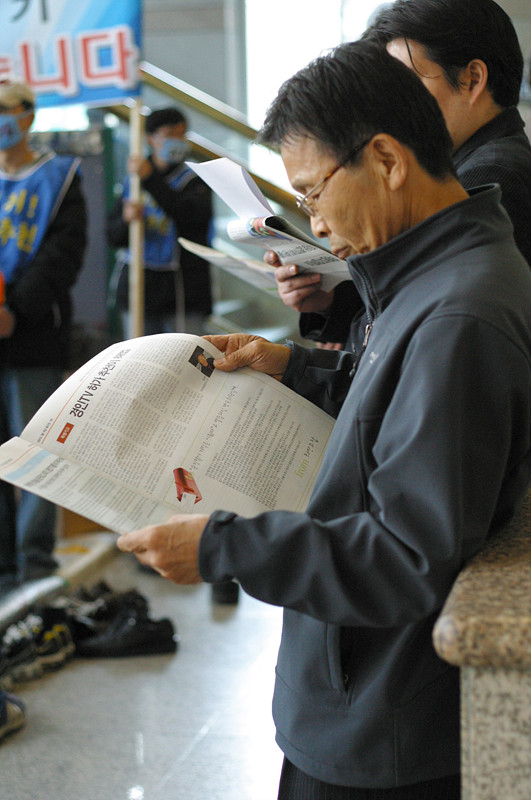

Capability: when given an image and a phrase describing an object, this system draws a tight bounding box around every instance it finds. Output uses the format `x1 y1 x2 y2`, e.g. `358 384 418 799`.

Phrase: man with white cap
0 78 87 595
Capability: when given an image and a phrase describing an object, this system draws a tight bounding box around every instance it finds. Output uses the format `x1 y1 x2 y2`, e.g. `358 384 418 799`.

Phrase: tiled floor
0 551 284 800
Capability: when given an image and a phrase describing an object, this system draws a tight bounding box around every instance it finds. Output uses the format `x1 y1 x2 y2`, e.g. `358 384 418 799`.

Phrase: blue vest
123 162 196 270
0 152 80 283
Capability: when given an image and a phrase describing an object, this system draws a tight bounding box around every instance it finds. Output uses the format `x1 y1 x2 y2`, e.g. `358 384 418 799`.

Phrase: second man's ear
462 59 489 101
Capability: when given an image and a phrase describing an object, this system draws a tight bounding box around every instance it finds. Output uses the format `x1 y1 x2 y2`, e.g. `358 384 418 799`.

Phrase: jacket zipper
349 318 373 378
362 321 373 348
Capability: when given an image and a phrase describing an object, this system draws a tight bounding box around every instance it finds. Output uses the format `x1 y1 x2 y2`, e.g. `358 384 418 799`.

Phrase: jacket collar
453 107 525 170
346 185 510 319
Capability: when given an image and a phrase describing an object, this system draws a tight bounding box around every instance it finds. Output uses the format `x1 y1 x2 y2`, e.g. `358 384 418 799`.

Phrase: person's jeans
0 367 63 581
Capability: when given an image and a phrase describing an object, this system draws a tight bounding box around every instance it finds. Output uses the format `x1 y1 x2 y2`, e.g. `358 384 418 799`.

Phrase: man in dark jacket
117 43 531 798
275 0 531 351
106 106 212 337
0 79 86 593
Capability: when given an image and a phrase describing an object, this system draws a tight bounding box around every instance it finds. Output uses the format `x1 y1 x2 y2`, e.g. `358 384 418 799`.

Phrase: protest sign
0 0 142 107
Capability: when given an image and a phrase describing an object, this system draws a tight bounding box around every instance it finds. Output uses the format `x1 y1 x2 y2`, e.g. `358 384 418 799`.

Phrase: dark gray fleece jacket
199 185 531 788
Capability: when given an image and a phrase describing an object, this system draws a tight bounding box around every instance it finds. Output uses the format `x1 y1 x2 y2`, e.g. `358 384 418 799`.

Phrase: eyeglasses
295 138 372 217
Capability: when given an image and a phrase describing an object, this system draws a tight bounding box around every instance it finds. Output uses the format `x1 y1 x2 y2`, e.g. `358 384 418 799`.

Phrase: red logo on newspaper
57 423 74 444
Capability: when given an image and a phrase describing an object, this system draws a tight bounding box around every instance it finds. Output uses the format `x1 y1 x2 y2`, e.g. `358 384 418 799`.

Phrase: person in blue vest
106 106 213 338
0 78 87 596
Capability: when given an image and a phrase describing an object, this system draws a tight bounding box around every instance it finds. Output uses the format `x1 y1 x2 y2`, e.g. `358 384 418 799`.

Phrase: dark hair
259 40 454 180
145 106 187 135
364 0 523 107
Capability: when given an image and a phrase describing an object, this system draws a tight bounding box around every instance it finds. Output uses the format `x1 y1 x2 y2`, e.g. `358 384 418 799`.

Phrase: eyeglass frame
294 137 372 217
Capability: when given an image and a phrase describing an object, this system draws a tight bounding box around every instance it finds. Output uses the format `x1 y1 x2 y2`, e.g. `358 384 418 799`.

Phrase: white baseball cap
0 79 35 110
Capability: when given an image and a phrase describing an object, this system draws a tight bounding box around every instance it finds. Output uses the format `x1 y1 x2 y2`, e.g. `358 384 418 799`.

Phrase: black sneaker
50 581 115 617
34 619 75 671
52 586 149 623
0 625 43 685
1 607 75 682
87 589 149 621
71 580 114 603
76 607 178 658
0 691 25 742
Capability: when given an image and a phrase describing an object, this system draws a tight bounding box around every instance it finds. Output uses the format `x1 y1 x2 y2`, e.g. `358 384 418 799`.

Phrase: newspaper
178 237 280 295
0 334 334 534
187 157 350 292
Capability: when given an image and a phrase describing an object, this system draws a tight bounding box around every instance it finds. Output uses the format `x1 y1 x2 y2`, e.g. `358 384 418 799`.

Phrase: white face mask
158 137 191 164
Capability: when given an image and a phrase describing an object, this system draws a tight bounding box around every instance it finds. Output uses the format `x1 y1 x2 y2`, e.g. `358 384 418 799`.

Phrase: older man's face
281 135 395 256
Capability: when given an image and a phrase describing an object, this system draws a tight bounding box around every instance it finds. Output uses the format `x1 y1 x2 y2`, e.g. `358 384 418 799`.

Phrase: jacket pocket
326 624 346 693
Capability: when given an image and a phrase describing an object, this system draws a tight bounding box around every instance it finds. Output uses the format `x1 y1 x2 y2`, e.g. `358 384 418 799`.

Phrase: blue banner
0 0 142 108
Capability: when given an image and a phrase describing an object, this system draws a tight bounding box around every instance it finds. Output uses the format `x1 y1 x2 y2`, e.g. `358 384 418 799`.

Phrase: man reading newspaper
117 41 531 799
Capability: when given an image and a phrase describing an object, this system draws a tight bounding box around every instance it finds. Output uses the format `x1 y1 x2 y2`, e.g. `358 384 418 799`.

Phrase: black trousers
277 758 461 800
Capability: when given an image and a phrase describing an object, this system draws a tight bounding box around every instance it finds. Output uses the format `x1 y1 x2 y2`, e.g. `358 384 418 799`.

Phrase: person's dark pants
0 367 61 583
277 758 460 800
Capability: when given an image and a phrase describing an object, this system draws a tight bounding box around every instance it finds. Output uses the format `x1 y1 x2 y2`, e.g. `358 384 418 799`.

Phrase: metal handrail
140 61 258 141
107 64 301 214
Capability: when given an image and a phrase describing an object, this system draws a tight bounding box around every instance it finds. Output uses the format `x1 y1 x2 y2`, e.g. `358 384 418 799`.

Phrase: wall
139 1 531 125
142 0 231 106
496 0 531 55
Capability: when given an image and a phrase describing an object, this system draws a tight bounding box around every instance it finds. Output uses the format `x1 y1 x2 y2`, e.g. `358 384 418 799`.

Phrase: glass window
245 0 387 129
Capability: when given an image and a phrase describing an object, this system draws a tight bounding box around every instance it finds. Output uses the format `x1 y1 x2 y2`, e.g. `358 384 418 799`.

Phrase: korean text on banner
0 0 142 108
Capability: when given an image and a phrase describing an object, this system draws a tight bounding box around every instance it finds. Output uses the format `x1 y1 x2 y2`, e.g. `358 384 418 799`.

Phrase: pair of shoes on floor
50 580 178 658
0 690 25 742
51 581 147 620
211 580 240 605
0 634 41 689
49 584 150 644
0 606 75 688
66 580 115 605
75 603 178 658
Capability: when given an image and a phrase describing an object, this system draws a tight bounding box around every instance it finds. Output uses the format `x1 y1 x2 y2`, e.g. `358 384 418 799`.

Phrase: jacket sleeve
281 342 357 417
141 171 212 241
6 172 87 324
199 313 531 629
299 280 364 345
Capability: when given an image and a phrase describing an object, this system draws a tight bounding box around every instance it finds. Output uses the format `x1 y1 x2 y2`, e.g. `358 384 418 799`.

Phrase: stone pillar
433 493 531 800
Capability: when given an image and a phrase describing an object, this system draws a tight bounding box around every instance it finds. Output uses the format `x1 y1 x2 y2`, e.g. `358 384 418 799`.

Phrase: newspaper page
0 334 334 534
178 237 279 295
186 157 350 291
226 216 348 291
